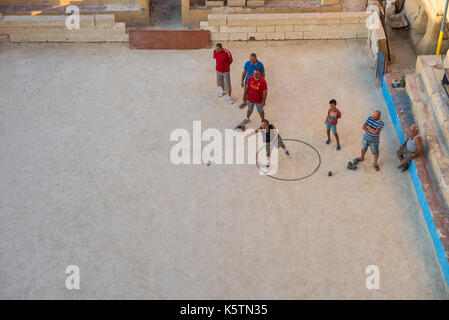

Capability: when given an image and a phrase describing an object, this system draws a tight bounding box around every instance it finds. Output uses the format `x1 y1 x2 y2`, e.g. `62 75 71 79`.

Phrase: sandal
239 103 246 109
373 164 380 171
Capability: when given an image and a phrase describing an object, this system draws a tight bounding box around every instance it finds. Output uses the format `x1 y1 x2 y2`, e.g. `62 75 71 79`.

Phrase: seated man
396 124 423 171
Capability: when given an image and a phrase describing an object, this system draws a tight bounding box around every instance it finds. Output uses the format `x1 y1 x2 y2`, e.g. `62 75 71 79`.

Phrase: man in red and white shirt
213 43 233 104
242 68 267 123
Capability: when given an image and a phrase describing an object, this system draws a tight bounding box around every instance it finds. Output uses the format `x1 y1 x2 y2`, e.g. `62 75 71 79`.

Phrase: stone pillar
406 0 448 55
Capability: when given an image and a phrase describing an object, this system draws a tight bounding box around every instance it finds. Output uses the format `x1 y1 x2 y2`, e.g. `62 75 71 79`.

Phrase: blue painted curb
382 76 449 286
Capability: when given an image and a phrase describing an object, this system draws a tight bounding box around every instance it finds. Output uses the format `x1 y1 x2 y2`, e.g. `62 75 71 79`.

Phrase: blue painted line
382 76 449 286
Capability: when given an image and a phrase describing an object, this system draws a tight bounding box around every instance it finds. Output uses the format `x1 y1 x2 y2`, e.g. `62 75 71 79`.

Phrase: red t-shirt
213 49 233 73
246 75 267 104
326 108 341 125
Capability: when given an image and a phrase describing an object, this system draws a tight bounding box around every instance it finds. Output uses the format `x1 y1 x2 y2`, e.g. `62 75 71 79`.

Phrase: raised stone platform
0 14 128 43
383 73 449 287
0 1 149 26
402 56 449 207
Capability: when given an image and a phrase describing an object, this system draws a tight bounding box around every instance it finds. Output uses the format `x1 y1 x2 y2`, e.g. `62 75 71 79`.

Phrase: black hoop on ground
255 138 321 181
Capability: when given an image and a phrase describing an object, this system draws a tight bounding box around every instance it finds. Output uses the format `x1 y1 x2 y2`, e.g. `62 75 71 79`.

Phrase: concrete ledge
0 15 94 27
382 74 449 287
0 14 128 43
367 11 388 65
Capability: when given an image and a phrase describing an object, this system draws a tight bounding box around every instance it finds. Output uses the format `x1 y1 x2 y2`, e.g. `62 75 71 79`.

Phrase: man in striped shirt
355 110 385 171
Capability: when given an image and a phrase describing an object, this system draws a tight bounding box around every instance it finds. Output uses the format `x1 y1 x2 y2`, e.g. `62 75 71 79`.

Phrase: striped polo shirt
363 116 384 143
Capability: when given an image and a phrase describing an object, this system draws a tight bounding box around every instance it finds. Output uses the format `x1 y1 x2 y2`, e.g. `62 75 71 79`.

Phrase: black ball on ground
328 171 333 176
347 162 353 169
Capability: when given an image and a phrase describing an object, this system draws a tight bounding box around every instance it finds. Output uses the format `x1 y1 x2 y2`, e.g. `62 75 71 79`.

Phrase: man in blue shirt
239 53 265 109
354 110 385 171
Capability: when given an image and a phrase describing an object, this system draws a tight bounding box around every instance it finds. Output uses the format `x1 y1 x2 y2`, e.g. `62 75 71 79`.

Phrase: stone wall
0 0 138 4
0 14 128 42
0 0 150 26
200 11 370 41
367 9 387 64
182 0 343 28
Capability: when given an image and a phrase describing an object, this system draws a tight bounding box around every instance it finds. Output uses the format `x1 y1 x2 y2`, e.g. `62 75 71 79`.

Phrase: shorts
361 137 379 155
216 71 231 92
248 101 264 113
266 135 284 154
397 145 413 162
325 121 338 134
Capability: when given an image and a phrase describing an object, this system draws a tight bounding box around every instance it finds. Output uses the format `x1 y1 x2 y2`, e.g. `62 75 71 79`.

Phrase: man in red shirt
213 43 233 104
242 68 267 123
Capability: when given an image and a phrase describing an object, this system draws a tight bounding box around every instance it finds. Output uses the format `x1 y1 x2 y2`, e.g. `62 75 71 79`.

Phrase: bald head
410 124 419 136
373 110 381 120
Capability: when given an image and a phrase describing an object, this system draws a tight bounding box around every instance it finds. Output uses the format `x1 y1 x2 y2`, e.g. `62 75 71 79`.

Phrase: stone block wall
201 12 370 41
205 0 265 7
0 14 128 42
182 0 343 28
0 1 150 26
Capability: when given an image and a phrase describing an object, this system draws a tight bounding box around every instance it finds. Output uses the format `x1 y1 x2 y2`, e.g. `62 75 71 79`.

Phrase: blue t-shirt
363 116 384 143
244 60 265 84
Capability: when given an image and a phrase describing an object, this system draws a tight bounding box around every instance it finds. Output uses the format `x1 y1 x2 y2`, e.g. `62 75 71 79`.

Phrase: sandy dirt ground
0 40 448 299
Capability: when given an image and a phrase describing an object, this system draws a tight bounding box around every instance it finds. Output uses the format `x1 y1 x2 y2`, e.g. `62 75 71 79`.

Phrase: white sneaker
242 118 249 124
218 91 225 97
227 96 233 104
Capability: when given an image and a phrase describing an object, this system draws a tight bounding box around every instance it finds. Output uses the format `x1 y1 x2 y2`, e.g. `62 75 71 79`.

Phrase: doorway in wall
150 0 183 29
